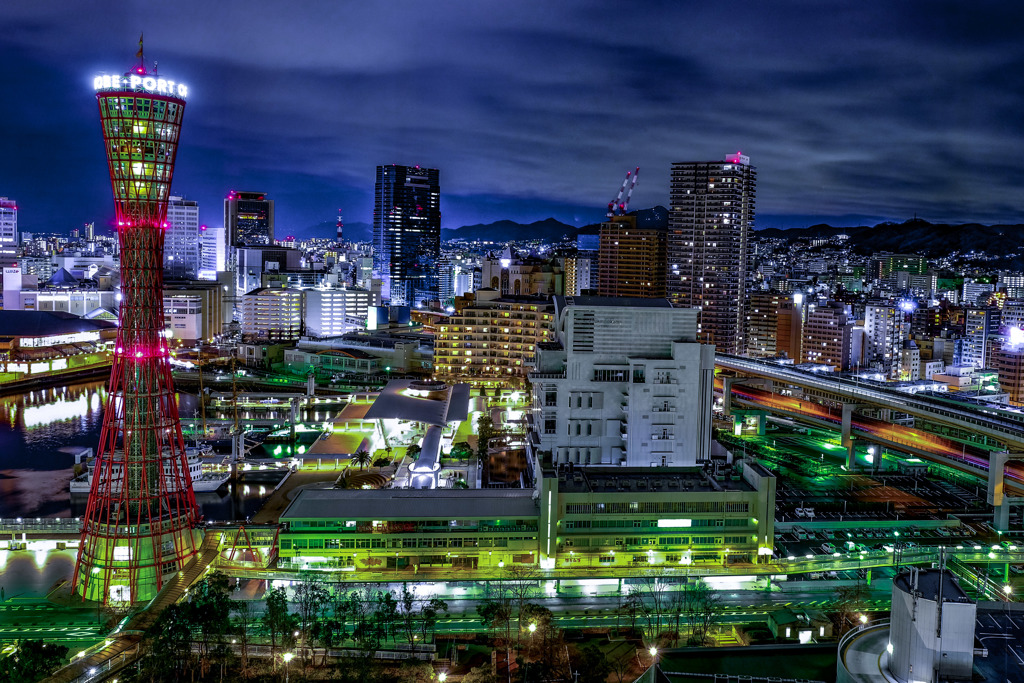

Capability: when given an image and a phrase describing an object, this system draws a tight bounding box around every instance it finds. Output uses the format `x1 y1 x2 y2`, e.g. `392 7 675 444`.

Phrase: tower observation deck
73 59 202 604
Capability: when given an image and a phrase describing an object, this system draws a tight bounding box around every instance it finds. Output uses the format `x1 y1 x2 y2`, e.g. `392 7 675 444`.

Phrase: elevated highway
715 354 1024 452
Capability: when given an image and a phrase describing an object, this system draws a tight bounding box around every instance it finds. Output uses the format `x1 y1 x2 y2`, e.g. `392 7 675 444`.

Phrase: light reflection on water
0 549 76 598
0 381 275 521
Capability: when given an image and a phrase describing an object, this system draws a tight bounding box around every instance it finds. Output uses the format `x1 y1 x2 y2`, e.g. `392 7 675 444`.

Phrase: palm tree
351 449 371 471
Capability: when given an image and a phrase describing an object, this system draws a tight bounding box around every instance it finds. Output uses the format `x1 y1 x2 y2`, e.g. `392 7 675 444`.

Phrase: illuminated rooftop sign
93 73 188 99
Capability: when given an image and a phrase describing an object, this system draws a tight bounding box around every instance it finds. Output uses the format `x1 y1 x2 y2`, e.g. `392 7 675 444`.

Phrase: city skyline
2 3 1024 236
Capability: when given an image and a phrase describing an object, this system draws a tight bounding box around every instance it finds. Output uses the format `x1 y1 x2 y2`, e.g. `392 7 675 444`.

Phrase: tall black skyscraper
373 165 441 305
224 190 274 247
667 152 756 355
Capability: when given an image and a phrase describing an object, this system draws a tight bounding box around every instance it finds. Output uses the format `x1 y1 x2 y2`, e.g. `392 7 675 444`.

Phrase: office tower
373 165 440 306
224 190 274 247
199 226 227 278
304 288 377 338
75 60 201 604
528 297 714 467
864 304 905 377
963 307 1002 369
800 302 855 371
596 216 667 298
667 152 756 354
0 198 17 245
164 196 200 279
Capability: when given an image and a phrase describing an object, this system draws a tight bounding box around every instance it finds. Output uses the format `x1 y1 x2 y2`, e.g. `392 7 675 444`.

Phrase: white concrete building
239 286 303 341
199 226 227 280
528 296 714 468
304 288 378 338
0 197 17 246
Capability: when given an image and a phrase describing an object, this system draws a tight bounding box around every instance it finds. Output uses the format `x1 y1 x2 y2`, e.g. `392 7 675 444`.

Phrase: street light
528 622 537 634
282 652 295 683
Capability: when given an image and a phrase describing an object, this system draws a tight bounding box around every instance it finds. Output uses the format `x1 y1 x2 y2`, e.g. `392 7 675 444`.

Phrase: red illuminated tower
73 56 202 604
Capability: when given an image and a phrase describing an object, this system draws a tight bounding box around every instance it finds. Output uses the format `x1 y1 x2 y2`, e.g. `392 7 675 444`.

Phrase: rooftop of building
552 295 674 311
0 310 115 337
281 487 538 521
337 331 433 349
362 379 470 426
545 466 755 494
893 568 971 603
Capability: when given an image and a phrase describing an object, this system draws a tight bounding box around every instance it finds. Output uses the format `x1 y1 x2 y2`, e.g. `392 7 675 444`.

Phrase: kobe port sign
93 73 188 99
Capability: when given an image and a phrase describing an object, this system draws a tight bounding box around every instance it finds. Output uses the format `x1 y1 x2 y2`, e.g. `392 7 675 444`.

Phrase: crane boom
606 167 640 217
620 167 639 215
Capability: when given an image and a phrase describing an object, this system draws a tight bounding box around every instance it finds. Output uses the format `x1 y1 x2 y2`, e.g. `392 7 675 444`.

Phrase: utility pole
197 348 207 437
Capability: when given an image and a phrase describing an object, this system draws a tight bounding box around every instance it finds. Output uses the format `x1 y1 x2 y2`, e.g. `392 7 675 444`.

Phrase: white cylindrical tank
888 568 976 682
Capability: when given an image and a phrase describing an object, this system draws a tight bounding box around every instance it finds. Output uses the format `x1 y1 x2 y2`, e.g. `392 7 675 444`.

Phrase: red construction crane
606 167 640 217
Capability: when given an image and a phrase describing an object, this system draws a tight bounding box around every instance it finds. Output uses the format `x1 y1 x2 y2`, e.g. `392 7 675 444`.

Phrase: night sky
2 2 1024 237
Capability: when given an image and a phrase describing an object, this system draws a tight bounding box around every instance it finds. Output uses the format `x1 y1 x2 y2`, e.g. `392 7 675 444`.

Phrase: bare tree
397 583 418 644
683 578 723 646
503 565 539 643
830 584 866 638
629 576 669 647
231 600 257 678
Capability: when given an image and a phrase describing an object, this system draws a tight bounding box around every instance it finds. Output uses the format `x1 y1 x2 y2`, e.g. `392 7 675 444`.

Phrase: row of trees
621 576 724 647
136 571 450 681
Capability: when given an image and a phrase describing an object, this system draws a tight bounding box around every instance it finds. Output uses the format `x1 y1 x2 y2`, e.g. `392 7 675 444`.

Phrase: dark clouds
2 1 1024 235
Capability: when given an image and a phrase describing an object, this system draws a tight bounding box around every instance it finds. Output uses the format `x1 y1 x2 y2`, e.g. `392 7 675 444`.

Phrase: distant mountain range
760 219 1024 266
310 213 1024 268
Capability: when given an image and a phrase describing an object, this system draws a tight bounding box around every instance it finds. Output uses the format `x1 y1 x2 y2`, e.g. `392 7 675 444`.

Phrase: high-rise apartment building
745 290 785 357
575 233 600 292
596 216 666 298
434 290 554 386
864 304 905 377
164 196 200 279
801 302 855 371
373 165 440 306
224 190 274 247
667 153 755 354
963 307 1001 369
0 198 17 245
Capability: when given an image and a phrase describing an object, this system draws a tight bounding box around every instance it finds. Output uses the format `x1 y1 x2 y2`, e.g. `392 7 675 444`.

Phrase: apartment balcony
529 370 566 379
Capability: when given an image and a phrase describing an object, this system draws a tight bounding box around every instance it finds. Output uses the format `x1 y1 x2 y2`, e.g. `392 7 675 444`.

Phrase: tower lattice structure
73 61 202 604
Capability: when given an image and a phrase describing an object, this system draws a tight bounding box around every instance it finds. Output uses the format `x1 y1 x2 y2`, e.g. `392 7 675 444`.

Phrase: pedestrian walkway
42 530 222 683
